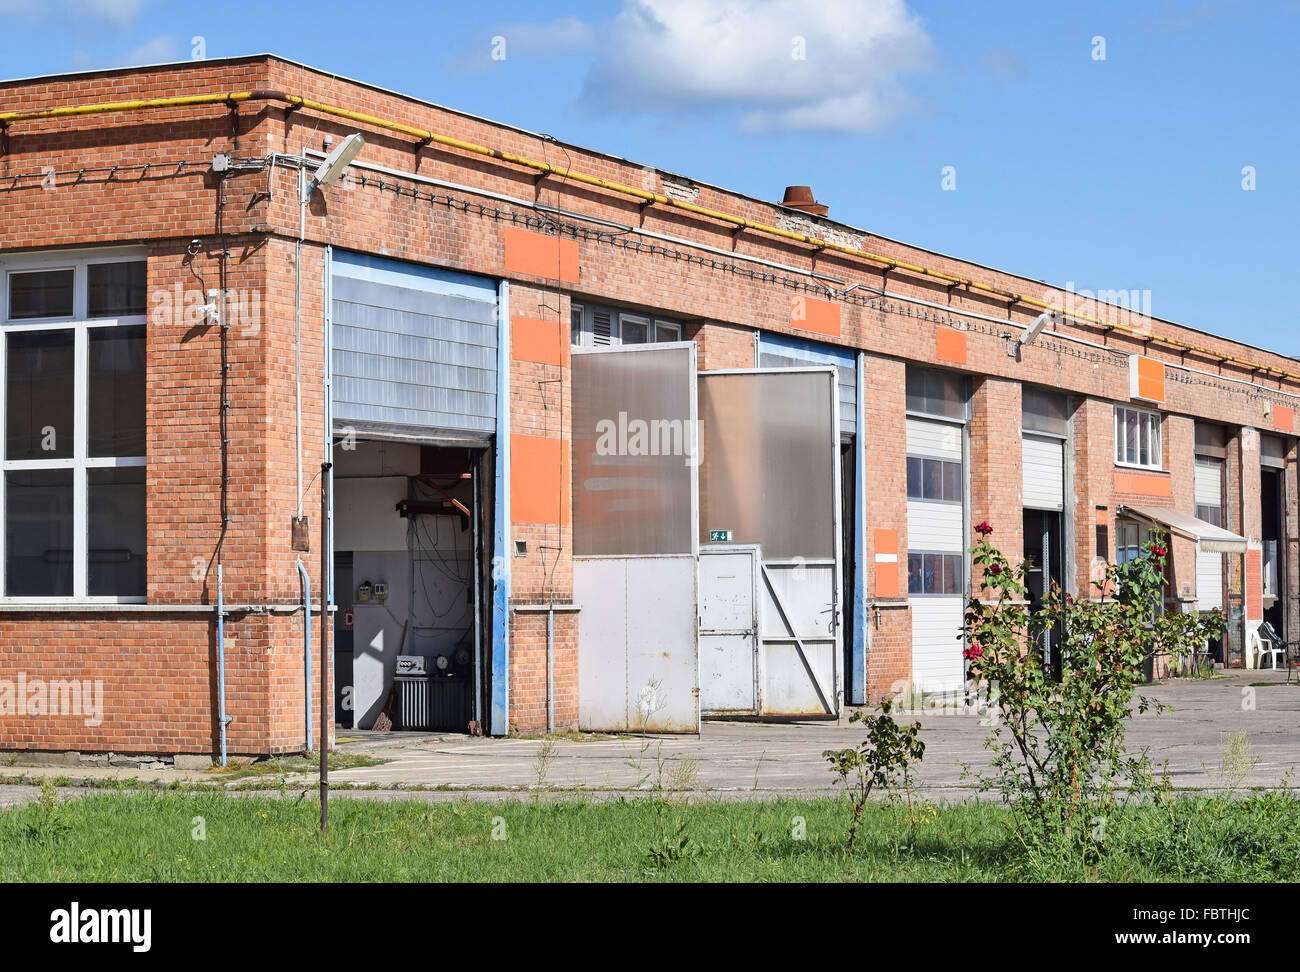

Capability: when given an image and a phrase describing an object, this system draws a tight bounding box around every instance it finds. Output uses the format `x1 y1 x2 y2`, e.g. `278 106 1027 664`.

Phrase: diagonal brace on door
761 564 834 715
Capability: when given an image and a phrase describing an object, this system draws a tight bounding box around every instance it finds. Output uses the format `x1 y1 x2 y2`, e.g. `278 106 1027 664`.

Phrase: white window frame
570 303 684 347
0 248 148 604
1114 404 1163 470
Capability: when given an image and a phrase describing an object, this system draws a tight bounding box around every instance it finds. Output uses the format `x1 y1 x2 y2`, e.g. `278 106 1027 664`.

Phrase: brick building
0 55 1294 759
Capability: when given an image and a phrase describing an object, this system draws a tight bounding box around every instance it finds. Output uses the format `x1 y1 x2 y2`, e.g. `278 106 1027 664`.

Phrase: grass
206 751 388 780
1 790 1297 882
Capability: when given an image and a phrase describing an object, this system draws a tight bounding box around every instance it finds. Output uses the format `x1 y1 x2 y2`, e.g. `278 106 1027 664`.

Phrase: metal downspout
297 558 313 751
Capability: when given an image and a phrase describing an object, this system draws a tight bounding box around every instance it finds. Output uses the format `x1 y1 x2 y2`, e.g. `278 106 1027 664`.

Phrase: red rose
988 562 1004 575
975 521 994 536
1152 544 1167 558
963 644 984 660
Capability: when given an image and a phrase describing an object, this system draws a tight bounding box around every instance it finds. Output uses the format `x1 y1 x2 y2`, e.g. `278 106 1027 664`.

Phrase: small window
906 456 961 502
570 304 584 346
1114 405 1162 469
621 314 651 344
1023 387 1069 436
1194 422 1228 459
906 367 967 421
907 552 965 595
87 261 147 318
8 268 74 320
1196 505 1223 528
655 319 682 342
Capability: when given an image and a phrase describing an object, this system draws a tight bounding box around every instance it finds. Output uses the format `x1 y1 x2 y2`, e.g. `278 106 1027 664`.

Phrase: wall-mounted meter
373 581 388 603
356 581 372 604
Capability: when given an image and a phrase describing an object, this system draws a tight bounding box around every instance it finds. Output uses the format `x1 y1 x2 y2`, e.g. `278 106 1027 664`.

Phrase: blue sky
3 0 1297 353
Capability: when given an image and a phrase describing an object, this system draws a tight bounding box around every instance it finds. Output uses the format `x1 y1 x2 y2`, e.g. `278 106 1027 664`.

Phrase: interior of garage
332 439 492 732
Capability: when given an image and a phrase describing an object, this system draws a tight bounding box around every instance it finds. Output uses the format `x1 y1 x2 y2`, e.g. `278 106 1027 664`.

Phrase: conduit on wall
2 89 1297 385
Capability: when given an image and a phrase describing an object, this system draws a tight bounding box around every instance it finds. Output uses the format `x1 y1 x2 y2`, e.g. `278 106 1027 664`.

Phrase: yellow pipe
3 88 1297 385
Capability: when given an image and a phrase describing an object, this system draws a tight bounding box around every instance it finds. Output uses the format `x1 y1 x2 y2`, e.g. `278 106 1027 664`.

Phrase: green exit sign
709 530 733 542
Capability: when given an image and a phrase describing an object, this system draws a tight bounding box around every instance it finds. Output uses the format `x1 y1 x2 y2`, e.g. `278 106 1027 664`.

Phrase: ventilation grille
592 309 612 346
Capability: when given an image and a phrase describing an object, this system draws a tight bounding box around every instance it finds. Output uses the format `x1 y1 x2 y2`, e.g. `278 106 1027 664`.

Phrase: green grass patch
1 790 1297 882
207 751 388 780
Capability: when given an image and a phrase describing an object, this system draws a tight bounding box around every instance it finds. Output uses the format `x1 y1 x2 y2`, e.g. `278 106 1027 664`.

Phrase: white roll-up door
1023 434 1065 510
906 416 965 693
1195 457 1224 611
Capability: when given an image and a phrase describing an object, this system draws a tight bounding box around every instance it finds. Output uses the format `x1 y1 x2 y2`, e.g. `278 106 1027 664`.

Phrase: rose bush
963 524 1225 861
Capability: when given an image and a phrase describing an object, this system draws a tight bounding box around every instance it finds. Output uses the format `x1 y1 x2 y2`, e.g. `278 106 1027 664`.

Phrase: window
907 552 964 595
1114 405 1162 469
1194 422 1228 459
1114 520 1149 566
571 303 683 347
906 366 967 421
906 456 962 502
1 252 147 601
1023 387 1069 436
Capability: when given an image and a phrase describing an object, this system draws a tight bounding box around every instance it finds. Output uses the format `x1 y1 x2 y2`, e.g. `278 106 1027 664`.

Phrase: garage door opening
333 440 492 733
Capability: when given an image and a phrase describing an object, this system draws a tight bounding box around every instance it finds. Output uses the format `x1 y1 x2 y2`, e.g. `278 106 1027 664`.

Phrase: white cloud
0 0 145 24
577 0 935 133
69 34 183 71
451 15 596 73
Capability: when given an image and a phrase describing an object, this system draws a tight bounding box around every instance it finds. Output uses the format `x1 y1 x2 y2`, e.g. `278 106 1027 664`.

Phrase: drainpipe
547 606 555 733
216 563 229 767
297 558 313 752
295 160 305 520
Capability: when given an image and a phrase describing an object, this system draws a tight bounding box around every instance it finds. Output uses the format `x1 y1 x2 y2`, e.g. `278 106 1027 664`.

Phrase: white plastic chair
1249 626 1284 671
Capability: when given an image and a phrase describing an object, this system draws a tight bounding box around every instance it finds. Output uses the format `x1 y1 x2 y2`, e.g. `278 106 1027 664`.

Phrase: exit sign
709 530 733 542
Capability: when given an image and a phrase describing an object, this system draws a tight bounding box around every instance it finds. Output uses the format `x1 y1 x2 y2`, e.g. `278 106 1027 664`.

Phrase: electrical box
373 581 388 603
356 581 372 604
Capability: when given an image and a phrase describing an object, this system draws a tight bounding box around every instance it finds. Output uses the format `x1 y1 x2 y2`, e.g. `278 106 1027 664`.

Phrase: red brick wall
1 56 1297 751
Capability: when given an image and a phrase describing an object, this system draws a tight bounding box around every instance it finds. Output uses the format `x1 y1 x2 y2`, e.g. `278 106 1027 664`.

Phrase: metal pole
320 461 332 831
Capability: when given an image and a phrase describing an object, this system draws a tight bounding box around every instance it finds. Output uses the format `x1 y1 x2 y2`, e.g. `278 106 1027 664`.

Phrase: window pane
922 554 938 593
5 329 75 460
906 457 922 498
1125 410 1139 464
87 261 147 318
1023 388 1068 435
907 553 923 594
8 269 73 320
1149 415 1161 464
1115 409 1124 463
89 325 146 457
655 321 680 342
941 554 962 594
88 467 146 597
5 469 73 596
1197 505 1223 527
923 459 943 500
570 306 583 345
621 316 649 344
942 460 962 502
906 367 965 420
1138 412 1149 465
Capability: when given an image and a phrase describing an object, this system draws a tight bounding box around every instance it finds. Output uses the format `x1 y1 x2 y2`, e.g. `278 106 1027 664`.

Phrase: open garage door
698 368 842 717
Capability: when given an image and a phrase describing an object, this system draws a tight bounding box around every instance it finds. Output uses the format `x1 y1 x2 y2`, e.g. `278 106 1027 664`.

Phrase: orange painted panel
873 528 899 598
1114 471 1173 498
1245 548 1262 621
1130 355 1166 403
510 434 570 525
512 316 566 367
935 328 967 365
504 226 579 283
790 294 840 336
1274 405 1295 433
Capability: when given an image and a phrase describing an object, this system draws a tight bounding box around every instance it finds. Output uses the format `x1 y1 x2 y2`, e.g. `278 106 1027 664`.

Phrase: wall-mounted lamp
1008 310 1057 360
302 132 364 201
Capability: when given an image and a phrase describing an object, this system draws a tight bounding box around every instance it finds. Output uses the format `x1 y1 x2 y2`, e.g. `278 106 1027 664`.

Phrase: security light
305 133 364 196
1009 310 1056 359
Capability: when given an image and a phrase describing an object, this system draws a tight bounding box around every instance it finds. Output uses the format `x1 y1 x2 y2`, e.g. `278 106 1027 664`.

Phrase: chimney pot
781 185 828 217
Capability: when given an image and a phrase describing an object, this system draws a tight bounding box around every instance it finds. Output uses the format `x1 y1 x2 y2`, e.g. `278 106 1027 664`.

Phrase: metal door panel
575 558 631 731
625 556 699 731
699 547 758 714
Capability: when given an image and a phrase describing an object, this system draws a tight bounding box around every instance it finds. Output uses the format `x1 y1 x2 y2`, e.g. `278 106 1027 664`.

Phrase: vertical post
320 460 332 831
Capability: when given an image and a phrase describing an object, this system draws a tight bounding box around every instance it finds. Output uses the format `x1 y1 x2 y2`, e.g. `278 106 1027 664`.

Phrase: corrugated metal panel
906 416 961 460
911 598 966 693
1194 457 1222 507
1197 549 1224 612
907 500 963 550
757 333 856 437
331 250 498 439
1023 434 1065 510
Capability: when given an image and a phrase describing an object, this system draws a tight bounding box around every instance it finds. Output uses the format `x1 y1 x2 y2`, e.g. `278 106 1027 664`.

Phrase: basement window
1 251 148 602
1114 405 1162 469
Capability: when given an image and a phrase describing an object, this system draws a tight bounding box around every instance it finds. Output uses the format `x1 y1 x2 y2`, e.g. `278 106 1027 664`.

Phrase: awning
1117 504 1248 553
